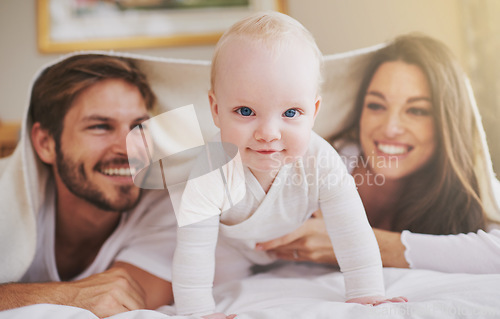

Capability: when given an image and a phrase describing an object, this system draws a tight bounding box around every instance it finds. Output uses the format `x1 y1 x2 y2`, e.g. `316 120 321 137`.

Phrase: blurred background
0 0 498 173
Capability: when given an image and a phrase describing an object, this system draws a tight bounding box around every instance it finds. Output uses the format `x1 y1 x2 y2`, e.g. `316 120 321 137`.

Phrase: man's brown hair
30 54 155 143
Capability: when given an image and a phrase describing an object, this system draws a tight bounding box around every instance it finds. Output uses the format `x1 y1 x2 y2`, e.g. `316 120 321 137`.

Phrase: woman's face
359 61 436 180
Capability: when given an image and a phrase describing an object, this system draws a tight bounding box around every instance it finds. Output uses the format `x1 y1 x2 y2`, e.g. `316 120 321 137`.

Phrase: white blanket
2 40 500 318
2 265 500 318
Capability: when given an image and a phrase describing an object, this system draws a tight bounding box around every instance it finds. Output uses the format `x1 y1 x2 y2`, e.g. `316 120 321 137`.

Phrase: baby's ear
313 95 322 120
208 90 221 128
31 122 56 165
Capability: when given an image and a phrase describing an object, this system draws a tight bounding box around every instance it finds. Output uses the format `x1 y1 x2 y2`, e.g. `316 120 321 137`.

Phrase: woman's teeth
377 143 408 155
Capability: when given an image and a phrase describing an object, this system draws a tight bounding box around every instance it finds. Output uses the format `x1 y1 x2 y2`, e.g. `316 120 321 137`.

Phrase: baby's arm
202 314 237 319
172 215 220 315
320 182 384 298
172 150 245 316
319 165 406 304
347 296 408 305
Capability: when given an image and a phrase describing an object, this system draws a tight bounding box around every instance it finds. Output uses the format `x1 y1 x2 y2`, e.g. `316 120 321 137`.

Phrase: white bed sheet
2 264 499 319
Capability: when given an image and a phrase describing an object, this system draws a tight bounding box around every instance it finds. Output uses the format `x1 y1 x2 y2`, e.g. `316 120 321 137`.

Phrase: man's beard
55 145 141 212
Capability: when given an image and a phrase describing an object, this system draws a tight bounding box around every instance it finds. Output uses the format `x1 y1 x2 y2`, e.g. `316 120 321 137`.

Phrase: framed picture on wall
37 0 287 53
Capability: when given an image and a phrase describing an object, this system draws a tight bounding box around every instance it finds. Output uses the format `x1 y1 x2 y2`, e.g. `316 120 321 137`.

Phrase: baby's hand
202 313 237 319
346 295 408 306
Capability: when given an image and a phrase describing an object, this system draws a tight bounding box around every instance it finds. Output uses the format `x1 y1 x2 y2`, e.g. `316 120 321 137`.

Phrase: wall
0 0 466 122
290 0 465 62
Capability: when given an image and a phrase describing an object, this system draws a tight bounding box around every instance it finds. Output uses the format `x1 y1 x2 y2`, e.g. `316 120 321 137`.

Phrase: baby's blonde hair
210 11 323 92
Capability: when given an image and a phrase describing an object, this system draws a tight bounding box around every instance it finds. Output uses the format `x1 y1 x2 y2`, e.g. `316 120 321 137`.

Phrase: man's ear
208 90 220 128
31 122 56 165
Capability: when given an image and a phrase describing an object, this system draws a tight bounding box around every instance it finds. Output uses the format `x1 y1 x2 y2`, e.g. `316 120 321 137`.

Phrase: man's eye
236 107 254 116
134 122 147 130
89 124 110 130
283 108 299 118
366 103 385 111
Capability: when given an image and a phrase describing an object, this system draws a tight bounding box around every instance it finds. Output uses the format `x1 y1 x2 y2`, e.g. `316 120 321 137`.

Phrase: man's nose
111 126 132 156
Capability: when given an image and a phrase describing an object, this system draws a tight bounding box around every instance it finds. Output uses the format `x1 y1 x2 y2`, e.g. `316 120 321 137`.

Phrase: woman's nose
384 112 405 137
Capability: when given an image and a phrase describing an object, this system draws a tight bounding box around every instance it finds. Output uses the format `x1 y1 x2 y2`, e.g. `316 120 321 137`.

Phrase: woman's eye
408 107 431 116
366 103 384 111
283 108 300 118
236 107 254 116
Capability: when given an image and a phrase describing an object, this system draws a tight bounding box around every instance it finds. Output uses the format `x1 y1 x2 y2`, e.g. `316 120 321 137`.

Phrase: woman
257 34 500 273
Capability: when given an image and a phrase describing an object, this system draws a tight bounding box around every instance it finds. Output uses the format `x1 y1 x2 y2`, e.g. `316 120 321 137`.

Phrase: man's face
210 37 321 179
55 78 150 212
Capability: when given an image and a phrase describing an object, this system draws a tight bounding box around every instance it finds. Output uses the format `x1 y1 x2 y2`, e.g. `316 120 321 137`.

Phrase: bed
2 264 500 318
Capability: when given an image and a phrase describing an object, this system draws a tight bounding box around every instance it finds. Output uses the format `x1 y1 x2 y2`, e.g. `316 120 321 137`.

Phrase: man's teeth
101 167 136 176
377 143 408 155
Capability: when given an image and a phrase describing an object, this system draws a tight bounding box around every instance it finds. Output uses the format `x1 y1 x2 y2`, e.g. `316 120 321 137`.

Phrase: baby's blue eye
283 109 298 118
237 107 254 116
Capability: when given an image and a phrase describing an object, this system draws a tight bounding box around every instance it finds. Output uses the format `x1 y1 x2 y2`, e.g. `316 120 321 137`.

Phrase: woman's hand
256 210 410 268
255 211 338 265
372 228 410 268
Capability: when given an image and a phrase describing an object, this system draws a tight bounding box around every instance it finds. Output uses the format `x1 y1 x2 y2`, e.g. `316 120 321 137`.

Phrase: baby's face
209 37 321 177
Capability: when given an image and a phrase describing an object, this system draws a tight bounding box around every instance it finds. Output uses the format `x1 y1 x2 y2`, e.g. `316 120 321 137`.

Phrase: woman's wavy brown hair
332 34 500 235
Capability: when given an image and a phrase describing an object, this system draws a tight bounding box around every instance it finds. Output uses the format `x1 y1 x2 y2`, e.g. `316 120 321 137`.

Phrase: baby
172 11 406 318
